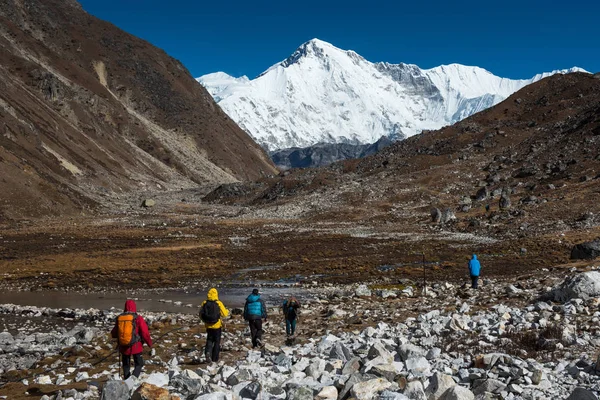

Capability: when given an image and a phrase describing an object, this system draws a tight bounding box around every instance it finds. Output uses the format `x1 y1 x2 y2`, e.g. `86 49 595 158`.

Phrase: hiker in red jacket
111 299 152 379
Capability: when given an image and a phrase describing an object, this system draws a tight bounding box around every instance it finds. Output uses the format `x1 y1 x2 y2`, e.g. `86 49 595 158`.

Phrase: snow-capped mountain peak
198 39 587 151
279 39 335 67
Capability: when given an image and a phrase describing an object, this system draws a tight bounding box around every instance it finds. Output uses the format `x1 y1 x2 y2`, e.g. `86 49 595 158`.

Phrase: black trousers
205 328 222 362
471 275 479 289
248 318 263 348
122 353 143 379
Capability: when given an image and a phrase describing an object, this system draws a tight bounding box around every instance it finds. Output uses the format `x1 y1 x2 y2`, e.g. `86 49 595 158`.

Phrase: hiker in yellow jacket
200 288 229 363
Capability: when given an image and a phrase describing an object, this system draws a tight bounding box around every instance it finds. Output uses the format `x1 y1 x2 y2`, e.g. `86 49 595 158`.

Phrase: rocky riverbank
2 268 600 399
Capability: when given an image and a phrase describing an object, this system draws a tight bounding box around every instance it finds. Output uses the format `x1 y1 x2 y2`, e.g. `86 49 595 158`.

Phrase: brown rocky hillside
0 0 276 220
204 72 600 272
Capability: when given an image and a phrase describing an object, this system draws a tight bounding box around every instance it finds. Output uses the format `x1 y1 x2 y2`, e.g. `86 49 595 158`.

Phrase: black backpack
284 300 298 319
200 300 220 324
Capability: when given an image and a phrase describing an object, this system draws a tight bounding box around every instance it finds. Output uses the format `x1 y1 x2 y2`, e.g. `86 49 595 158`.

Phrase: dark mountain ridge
270 136 393 169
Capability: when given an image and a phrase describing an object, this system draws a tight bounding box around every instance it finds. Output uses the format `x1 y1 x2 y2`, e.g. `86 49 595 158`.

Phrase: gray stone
398 344 426 361
74 327 96 344
507 383 523 394
472 379 506 395
368 343 394 363
379 290 397 299
499 193 511 210
239 381 261 399
315 386 338 400
145 372 169 388
275 353 293 369
426 372 456 400
505 284 522 295
330 342 353 362
265 386 287 399
441 208 456 224
548 271 600 302
475 187 489 202
325 360 342 373
342 357 362 375
431 208 442 223
351 378 392 400
566 388 598 400
0 332 14 345
379 391 409 400
339 373 373 400
227 368 253 386
101 380 129 400
194 393 228 400
356 285 373 297
371 363 403 382
306 359 327 379
425 348 441 360
232 381 252 398
571 240 600 260
181 369 202 380
480 353 509 369
170 374 203 396
403 380 426 400
286 386 313 400
405 357 430 375
75 371 89 382
142 199 155 208
439 386 474 400
292 357 311 373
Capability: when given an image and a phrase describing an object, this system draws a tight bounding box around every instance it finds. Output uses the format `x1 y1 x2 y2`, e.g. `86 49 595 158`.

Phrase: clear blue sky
79 0 599 80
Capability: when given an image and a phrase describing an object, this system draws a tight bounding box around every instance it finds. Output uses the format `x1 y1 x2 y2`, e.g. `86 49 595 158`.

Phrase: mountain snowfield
198 39 586 151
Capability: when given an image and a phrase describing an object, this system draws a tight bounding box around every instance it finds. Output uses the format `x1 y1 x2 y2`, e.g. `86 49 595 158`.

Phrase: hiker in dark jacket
200 288 229 363
111 299 152 379
469 254 481 289
282 296 301 336
243 288 267 348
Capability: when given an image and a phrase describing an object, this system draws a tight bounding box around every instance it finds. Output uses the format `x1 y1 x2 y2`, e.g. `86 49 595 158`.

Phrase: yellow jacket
201 288 229 329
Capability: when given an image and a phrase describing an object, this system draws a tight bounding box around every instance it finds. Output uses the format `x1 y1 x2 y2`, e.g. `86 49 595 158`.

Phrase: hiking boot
205 353 211 364
256 339 263 348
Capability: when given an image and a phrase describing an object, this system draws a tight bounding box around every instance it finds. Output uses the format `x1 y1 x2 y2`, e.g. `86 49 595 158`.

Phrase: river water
0 286 306 314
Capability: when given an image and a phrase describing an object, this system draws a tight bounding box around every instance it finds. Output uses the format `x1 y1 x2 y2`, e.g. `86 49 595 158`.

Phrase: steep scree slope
0 0 276 219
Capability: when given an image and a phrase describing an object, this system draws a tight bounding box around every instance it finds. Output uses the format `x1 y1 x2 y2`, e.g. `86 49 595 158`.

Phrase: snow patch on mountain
198 39 586 151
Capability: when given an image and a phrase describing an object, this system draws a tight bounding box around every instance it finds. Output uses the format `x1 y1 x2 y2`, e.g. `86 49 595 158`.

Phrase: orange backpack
116 312 141 347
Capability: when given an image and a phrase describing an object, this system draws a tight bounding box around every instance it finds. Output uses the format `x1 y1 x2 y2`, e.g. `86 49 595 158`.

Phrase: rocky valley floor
2 266 600 399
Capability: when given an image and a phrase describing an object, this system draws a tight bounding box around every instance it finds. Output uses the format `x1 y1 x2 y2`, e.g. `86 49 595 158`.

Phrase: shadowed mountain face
0 0 276 219
270 136 394 169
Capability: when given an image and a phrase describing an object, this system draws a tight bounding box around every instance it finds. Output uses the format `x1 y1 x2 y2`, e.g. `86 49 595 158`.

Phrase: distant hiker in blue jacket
244 289 267 348
469 254 481 289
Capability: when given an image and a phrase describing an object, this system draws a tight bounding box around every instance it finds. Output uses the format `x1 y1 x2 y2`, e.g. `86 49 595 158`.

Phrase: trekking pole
422 252 426 297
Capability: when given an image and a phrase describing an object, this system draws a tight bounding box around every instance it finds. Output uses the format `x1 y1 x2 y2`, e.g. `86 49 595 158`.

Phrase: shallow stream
0 286 307 314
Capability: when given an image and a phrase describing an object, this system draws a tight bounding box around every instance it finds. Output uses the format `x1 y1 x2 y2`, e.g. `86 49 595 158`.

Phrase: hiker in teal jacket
244 289 267 348
469 254 481 289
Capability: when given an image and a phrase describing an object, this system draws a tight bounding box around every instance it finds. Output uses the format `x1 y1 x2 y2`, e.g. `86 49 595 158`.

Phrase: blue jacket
469 254 481 276
244 294 267 320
